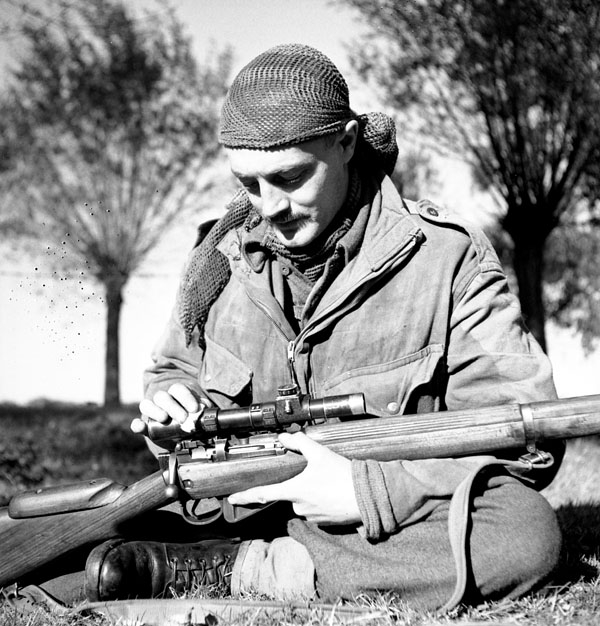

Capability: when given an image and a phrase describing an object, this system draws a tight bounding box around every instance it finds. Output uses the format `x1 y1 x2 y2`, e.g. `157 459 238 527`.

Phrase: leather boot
84 538 241 601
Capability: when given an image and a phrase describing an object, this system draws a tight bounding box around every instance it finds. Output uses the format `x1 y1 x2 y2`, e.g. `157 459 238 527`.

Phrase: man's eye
279 173 303 187
241 181 259 194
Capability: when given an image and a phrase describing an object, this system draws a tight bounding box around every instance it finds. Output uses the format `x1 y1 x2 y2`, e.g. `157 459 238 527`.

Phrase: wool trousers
231 473 561 610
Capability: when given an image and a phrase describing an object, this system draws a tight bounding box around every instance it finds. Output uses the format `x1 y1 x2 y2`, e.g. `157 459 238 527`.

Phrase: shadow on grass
555 502 600 584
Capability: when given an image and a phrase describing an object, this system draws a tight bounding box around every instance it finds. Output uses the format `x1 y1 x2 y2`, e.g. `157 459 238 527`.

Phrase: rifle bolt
165 484 179 499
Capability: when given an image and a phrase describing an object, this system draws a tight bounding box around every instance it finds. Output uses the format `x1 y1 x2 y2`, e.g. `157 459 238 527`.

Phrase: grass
0 402 157 505
1 403 600 625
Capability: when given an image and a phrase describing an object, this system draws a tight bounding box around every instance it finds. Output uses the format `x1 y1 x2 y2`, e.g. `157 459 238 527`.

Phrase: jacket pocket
322 344 444 416
199 335 253 406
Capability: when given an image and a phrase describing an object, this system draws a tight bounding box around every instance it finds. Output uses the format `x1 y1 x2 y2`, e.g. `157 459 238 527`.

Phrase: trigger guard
182 497 223 525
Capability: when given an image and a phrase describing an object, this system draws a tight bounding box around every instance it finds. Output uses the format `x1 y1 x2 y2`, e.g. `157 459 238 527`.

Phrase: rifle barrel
179 395 600 500
309 394 600 458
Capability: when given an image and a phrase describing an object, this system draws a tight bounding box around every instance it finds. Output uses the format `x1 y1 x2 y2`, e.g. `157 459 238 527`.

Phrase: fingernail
180 414 197 433
131 424 145 435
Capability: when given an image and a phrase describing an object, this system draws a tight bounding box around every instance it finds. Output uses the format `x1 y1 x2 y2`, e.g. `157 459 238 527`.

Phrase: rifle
1 388 600 588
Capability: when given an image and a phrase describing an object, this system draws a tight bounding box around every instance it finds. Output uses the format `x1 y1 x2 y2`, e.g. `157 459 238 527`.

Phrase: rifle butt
0 471 169 587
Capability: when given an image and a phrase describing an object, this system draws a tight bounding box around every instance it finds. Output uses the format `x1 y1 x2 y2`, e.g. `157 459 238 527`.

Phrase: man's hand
131 383 211 435
228 432 361 526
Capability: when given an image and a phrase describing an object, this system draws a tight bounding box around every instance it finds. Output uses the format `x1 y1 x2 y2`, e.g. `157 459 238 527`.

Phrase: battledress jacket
144 174 561 573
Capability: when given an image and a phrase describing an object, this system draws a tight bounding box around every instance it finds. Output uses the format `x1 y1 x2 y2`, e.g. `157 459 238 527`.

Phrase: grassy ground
1 403 600 625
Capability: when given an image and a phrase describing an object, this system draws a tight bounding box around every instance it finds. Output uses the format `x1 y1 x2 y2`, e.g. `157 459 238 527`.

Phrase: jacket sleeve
143 304 205 402
445 254 557 408
142 300 208 455
352 231 562 541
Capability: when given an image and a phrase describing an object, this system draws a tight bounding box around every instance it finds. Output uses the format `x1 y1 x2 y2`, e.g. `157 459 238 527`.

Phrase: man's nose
259 182 289 218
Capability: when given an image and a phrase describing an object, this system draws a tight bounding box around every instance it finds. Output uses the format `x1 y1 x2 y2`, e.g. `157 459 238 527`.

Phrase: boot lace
168 552 233 595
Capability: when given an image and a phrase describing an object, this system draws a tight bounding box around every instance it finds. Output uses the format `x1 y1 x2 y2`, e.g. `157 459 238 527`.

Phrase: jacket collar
216 174 425 332
358 175 423 273
218 174 422 270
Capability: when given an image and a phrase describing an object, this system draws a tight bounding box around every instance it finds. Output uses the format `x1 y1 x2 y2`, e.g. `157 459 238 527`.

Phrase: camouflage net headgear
219 43 398 175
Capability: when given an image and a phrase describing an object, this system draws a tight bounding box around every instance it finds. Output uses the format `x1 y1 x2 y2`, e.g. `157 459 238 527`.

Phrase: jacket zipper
245 233 420 390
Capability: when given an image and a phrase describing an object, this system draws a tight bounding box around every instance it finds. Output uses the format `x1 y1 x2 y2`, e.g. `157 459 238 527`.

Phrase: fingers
170 383 203 412
228 432 359 524
139 397 170 424
228 435 328 507
155 384 201 423
133 384 211 435
130 417 147 434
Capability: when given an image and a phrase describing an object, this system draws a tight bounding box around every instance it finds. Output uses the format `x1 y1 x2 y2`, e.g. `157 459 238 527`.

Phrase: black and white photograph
1 1 600 624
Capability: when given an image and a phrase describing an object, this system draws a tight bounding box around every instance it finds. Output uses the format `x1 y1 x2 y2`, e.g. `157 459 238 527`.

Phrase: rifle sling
441 455 550 613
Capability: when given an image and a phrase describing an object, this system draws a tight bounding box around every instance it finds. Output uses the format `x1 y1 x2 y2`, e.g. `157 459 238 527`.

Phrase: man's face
225 124 357 248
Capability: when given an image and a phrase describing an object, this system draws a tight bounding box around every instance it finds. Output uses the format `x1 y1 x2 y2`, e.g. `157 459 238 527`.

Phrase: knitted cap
219 43 399 175
219 43 353 149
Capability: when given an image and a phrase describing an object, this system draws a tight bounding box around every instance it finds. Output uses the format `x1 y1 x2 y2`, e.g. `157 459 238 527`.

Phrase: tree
0 0 232 405
343 0 600 351
545 215 600 353
391 148 438 202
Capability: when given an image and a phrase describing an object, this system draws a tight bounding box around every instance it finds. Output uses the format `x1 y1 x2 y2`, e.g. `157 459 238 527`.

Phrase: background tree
0 0 232 406
545 216 600 353
391 148 438 202
343 0 600 351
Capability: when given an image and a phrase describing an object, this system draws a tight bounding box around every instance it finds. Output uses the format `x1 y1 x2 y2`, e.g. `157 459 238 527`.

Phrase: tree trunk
103 276 126 407
512 237 547 352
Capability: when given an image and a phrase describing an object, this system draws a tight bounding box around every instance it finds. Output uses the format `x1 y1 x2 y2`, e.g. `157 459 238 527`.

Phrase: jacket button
281 266 291 276
387 401 400 413
427 207 438 217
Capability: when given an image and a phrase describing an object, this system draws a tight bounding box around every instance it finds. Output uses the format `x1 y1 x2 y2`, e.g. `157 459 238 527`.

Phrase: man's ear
339 120 359 163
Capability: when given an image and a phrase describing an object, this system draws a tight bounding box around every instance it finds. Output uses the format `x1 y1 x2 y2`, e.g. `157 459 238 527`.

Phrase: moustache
267 211 307 226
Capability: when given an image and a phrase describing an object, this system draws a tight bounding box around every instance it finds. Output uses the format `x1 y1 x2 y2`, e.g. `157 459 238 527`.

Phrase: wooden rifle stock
1 394 600 587
0 471 170 587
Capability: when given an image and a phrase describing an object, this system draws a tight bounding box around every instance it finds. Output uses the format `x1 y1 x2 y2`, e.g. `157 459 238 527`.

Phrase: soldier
77 44 565 611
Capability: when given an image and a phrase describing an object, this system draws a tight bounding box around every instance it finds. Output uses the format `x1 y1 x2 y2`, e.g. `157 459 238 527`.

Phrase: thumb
228 481 291 506
278 431 327 461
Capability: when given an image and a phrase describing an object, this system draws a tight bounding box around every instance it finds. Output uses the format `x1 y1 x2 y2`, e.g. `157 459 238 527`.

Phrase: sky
168 0 357 74
134 0 375 108
1 0 600 404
